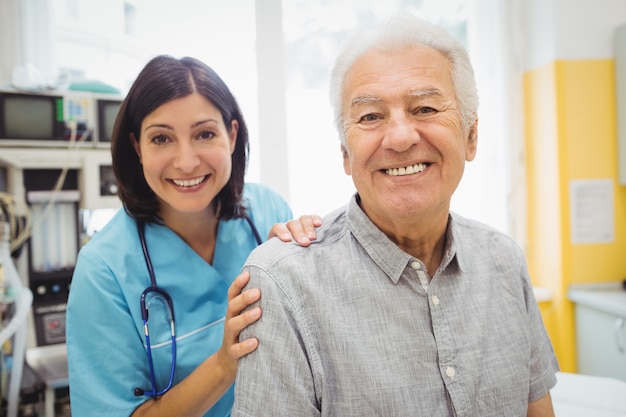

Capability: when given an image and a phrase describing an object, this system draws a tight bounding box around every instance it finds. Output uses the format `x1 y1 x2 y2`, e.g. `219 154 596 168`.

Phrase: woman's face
133 92 237 222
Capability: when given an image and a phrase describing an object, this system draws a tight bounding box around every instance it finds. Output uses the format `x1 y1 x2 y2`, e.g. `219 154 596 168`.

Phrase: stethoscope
133 214 262 398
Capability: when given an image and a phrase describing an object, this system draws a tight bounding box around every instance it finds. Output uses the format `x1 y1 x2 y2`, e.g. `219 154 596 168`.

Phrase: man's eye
416 107 437 114
360 113 381 123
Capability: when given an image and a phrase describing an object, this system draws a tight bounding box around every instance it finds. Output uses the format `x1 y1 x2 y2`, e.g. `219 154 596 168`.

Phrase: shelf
568 283 626 318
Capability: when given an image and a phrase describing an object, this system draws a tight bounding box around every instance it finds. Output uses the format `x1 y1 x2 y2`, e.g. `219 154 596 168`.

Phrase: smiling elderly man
232 13 559 417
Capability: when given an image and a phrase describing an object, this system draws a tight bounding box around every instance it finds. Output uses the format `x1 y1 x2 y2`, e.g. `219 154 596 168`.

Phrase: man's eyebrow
407 88 442 98
351 94 381 106
350 89 442 106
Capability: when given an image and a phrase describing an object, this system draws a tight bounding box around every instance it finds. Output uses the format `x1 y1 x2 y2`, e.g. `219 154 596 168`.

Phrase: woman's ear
229 120 239 155
130 133 142 163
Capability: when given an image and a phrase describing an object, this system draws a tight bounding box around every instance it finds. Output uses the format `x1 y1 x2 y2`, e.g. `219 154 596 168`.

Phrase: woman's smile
169 175 209 188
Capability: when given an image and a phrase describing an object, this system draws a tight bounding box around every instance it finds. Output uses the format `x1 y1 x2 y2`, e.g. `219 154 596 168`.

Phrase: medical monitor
0 92 65 140
96 99 122 143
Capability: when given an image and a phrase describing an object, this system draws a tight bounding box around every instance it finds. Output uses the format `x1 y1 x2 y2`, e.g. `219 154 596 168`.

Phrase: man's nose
382 112 420 152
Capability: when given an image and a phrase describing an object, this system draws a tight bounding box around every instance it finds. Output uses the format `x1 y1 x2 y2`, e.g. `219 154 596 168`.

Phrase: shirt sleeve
66 248 147 416
232 264 321 417
521 257 560 402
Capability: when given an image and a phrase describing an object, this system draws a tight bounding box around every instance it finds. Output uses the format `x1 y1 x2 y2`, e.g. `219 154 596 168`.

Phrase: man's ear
131 133 142 163
341 144 351 175
465 119 478 162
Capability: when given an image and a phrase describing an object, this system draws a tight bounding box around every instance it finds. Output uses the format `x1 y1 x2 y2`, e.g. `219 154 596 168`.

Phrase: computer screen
97 99 122 143
0 93 64 140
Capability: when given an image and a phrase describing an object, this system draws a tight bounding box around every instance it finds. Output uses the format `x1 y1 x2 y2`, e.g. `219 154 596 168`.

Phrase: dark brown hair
111 55 249 223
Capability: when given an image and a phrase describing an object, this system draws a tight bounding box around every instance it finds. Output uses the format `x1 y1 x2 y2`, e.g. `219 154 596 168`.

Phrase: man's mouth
385 163 428 177
170 175 208 187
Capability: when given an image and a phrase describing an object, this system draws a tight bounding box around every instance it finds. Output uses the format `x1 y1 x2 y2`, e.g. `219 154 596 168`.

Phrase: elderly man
232 14 559 417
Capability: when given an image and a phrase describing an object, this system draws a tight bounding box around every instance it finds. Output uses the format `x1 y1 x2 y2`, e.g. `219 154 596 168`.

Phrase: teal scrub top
66 183 293 417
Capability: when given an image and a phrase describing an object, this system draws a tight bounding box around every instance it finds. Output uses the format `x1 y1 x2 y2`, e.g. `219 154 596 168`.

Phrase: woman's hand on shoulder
218 271 261 377
270 214 323 247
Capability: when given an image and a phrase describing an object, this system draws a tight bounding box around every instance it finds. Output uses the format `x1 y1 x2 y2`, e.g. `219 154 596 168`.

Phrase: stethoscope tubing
136 221 178 397
134 213 261 397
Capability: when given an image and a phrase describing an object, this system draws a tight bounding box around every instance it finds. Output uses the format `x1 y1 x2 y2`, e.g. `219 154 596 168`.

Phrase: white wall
525 0 626 71
0 0 23 86
0 0 55 87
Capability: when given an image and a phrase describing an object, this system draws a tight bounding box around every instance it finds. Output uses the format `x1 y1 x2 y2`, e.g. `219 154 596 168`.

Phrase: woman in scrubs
66 55 320 417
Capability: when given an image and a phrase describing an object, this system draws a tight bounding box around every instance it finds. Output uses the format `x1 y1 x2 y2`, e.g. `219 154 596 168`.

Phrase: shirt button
446 366 456 378
411 261 421 270
431 295 440 305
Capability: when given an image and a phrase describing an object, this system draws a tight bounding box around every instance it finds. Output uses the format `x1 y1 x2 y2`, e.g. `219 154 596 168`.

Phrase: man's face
341 44 478 233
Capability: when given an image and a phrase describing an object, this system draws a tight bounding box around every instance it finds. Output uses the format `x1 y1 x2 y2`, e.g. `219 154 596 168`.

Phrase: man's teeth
172 176 205 187
386 163 427 176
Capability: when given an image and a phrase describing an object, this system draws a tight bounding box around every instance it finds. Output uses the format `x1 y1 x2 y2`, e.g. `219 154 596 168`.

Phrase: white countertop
533 286 553 303
552 372 626 416
568 282 626 318
26 343 68 388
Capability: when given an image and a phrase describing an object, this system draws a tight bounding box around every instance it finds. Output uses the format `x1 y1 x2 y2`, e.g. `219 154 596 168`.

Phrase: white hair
329 13 479 145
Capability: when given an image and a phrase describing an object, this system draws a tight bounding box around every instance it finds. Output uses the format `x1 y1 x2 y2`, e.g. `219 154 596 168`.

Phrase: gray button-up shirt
233 195 559 417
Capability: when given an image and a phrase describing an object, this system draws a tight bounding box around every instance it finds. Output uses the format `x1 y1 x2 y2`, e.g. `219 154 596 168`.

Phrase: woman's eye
151 134 169 145
198 130 215 140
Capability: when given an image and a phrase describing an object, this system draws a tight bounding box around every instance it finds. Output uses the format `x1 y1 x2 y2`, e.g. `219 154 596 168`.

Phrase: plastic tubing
0 287 34 417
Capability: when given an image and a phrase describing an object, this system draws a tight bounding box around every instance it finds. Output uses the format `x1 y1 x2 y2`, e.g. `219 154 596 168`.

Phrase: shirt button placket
429 285 457 402
411 260 430 291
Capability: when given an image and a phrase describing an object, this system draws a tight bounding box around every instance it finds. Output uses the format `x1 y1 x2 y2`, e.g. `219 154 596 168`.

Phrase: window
281 0 474 220
124 2 137 36
23 0 515 235
66 0 78 19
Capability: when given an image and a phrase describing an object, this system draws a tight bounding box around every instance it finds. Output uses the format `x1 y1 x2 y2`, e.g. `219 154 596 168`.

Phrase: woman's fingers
270 214 323 246
224 271 262 359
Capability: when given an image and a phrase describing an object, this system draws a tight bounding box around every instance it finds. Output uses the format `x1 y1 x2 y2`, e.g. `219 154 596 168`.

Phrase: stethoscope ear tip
134 387 145 396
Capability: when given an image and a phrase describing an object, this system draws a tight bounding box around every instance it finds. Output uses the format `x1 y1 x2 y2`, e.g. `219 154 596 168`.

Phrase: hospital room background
0 0 625 416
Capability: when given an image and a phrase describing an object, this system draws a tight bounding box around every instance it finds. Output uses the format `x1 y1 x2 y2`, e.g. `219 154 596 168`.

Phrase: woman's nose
172 142 200 172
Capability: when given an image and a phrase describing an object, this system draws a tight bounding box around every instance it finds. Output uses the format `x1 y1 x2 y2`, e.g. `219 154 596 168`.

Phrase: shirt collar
346 194 463 282
438 213 463 275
